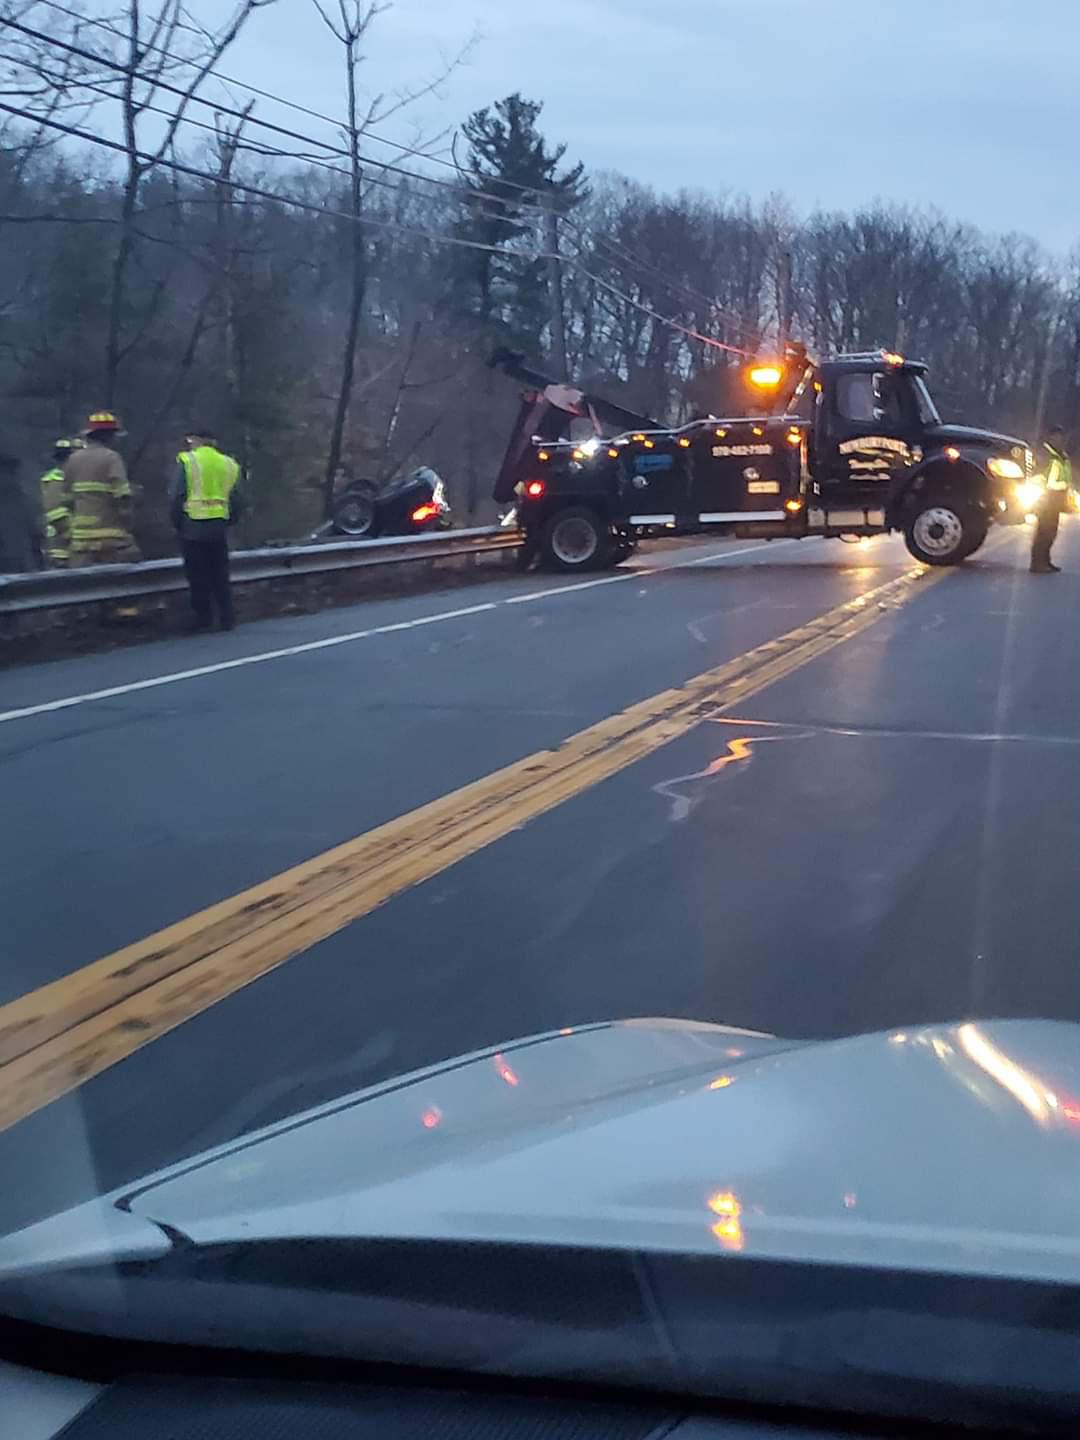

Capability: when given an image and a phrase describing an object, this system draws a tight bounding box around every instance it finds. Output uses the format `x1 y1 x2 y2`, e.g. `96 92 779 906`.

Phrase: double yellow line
0 563 943 1132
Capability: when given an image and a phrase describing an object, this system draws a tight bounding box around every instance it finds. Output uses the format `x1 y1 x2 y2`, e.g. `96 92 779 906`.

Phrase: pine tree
454 93 587 350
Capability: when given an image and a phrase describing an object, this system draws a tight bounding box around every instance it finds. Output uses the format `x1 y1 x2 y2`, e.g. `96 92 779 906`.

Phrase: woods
2 0 1079 556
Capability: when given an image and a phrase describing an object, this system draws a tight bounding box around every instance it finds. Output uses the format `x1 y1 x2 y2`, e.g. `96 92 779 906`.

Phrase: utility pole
544 194 569 380
777 246 793 354
1034 310 1061 440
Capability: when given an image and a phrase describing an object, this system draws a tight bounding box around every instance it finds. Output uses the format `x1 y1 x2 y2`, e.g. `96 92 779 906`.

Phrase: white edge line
686 540 797 566
505 570 656 605
0 539 798 726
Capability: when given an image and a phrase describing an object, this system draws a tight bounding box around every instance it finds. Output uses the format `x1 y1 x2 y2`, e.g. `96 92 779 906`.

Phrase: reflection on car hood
925 423 1028 453
6 1018 1080 1283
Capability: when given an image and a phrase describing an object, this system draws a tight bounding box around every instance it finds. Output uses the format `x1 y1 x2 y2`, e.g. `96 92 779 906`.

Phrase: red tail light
411 502 438 523
525 480 545 499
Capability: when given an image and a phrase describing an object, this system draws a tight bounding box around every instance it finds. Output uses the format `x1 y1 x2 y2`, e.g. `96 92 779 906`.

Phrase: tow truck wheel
903 500 978 566
541 507 612 571
957 514 990 559
610 532 636 566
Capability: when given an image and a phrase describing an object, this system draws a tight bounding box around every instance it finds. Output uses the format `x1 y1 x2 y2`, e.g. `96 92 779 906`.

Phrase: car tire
903 499 980 566
540 507 612 571
331 482 379 538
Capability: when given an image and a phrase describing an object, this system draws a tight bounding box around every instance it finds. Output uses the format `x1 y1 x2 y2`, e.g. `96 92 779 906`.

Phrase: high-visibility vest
179 446 239 521
1045 443 1073 491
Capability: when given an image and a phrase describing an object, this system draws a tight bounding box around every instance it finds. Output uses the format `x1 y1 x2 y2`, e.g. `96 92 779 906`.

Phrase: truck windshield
912 375 942 426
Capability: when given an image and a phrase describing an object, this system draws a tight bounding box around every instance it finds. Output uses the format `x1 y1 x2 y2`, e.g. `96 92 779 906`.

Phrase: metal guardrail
0 527 523 615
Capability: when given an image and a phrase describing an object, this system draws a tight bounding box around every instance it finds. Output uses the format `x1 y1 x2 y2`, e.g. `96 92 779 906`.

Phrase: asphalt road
3 521 1080 1234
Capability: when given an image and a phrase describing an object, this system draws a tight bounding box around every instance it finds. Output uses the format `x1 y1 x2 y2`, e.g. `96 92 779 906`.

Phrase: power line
72 74 531 226
32 0 591 203
0 96 749 357
0 94 750 356
563 216 757 343
0 96 526 253
20 0 756 340
3 10 551 222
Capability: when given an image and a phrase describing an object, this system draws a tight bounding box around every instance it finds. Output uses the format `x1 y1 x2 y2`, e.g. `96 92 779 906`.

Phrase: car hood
5 1018 1080 1285
925 423 1028 453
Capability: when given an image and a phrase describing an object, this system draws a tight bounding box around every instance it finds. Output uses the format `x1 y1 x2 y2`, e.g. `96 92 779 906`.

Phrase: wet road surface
3 522 1079 1231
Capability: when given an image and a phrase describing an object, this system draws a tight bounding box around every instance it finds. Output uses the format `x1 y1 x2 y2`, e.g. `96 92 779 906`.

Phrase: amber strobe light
748 363 784 388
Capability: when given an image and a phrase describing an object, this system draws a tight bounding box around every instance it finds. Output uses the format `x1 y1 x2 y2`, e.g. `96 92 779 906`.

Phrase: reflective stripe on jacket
66 442 134 550
179 447 239 521
40 467 70 523
40 467 71 561
39 463 72 558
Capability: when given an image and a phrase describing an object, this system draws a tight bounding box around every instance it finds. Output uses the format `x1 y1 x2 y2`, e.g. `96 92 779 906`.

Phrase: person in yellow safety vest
39 438 83 567
170 427 242 631
1031 424 1072 574
66 411 141 567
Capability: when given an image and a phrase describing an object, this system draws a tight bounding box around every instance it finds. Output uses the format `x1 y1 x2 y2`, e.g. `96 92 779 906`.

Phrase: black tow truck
491 347 1040 571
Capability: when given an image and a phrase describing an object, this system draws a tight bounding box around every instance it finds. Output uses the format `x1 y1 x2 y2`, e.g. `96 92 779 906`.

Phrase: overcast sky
210 0 1077 252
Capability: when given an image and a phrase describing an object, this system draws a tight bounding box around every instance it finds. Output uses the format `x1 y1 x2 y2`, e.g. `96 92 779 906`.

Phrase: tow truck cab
498 349 1037 571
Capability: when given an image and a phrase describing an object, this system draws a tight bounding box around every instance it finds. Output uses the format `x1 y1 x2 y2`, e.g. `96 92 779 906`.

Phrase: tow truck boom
489 348 659 503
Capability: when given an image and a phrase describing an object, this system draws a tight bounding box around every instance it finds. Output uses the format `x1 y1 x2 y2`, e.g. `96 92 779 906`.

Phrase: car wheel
903 500 976 566
540 507 612 571
332 484 378 538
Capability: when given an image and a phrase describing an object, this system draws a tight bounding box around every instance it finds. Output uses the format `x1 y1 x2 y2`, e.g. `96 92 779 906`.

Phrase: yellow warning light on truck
748 363 784 388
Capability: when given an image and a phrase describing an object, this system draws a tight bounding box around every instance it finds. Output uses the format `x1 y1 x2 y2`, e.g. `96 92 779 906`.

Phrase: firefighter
1031 425 1072 574
170 426 241 630
67 411 140 567
39 438 82 567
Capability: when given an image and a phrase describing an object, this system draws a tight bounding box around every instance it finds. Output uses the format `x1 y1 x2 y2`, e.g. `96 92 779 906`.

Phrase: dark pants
1031 492 1065 570
182 536 233 627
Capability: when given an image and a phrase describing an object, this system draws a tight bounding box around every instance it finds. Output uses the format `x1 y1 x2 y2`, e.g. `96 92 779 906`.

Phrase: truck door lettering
838 435 912 459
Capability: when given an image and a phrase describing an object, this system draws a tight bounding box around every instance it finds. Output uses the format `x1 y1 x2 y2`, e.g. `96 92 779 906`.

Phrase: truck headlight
988 456 1025 481
1014 480 1043 510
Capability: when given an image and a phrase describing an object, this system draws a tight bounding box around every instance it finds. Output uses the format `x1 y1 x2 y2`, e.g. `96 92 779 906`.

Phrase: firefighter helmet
83 410 125 436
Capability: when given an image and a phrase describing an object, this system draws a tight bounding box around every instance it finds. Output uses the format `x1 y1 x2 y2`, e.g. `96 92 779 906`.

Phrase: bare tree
100 0 277 407
310 0 377 519
310 0 472 518
0 1 93 185
128 104 256 478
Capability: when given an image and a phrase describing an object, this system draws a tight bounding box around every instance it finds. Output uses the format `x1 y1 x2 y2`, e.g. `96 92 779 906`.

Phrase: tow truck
491 346 1041 571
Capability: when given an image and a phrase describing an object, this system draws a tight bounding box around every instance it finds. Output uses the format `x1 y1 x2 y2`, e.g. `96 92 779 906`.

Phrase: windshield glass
2 1 1078 1434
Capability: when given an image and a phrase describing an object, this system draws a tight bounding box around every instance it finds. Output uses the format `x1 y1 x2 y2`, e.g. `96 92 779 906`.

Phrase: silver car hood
5 1018 1080 1284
